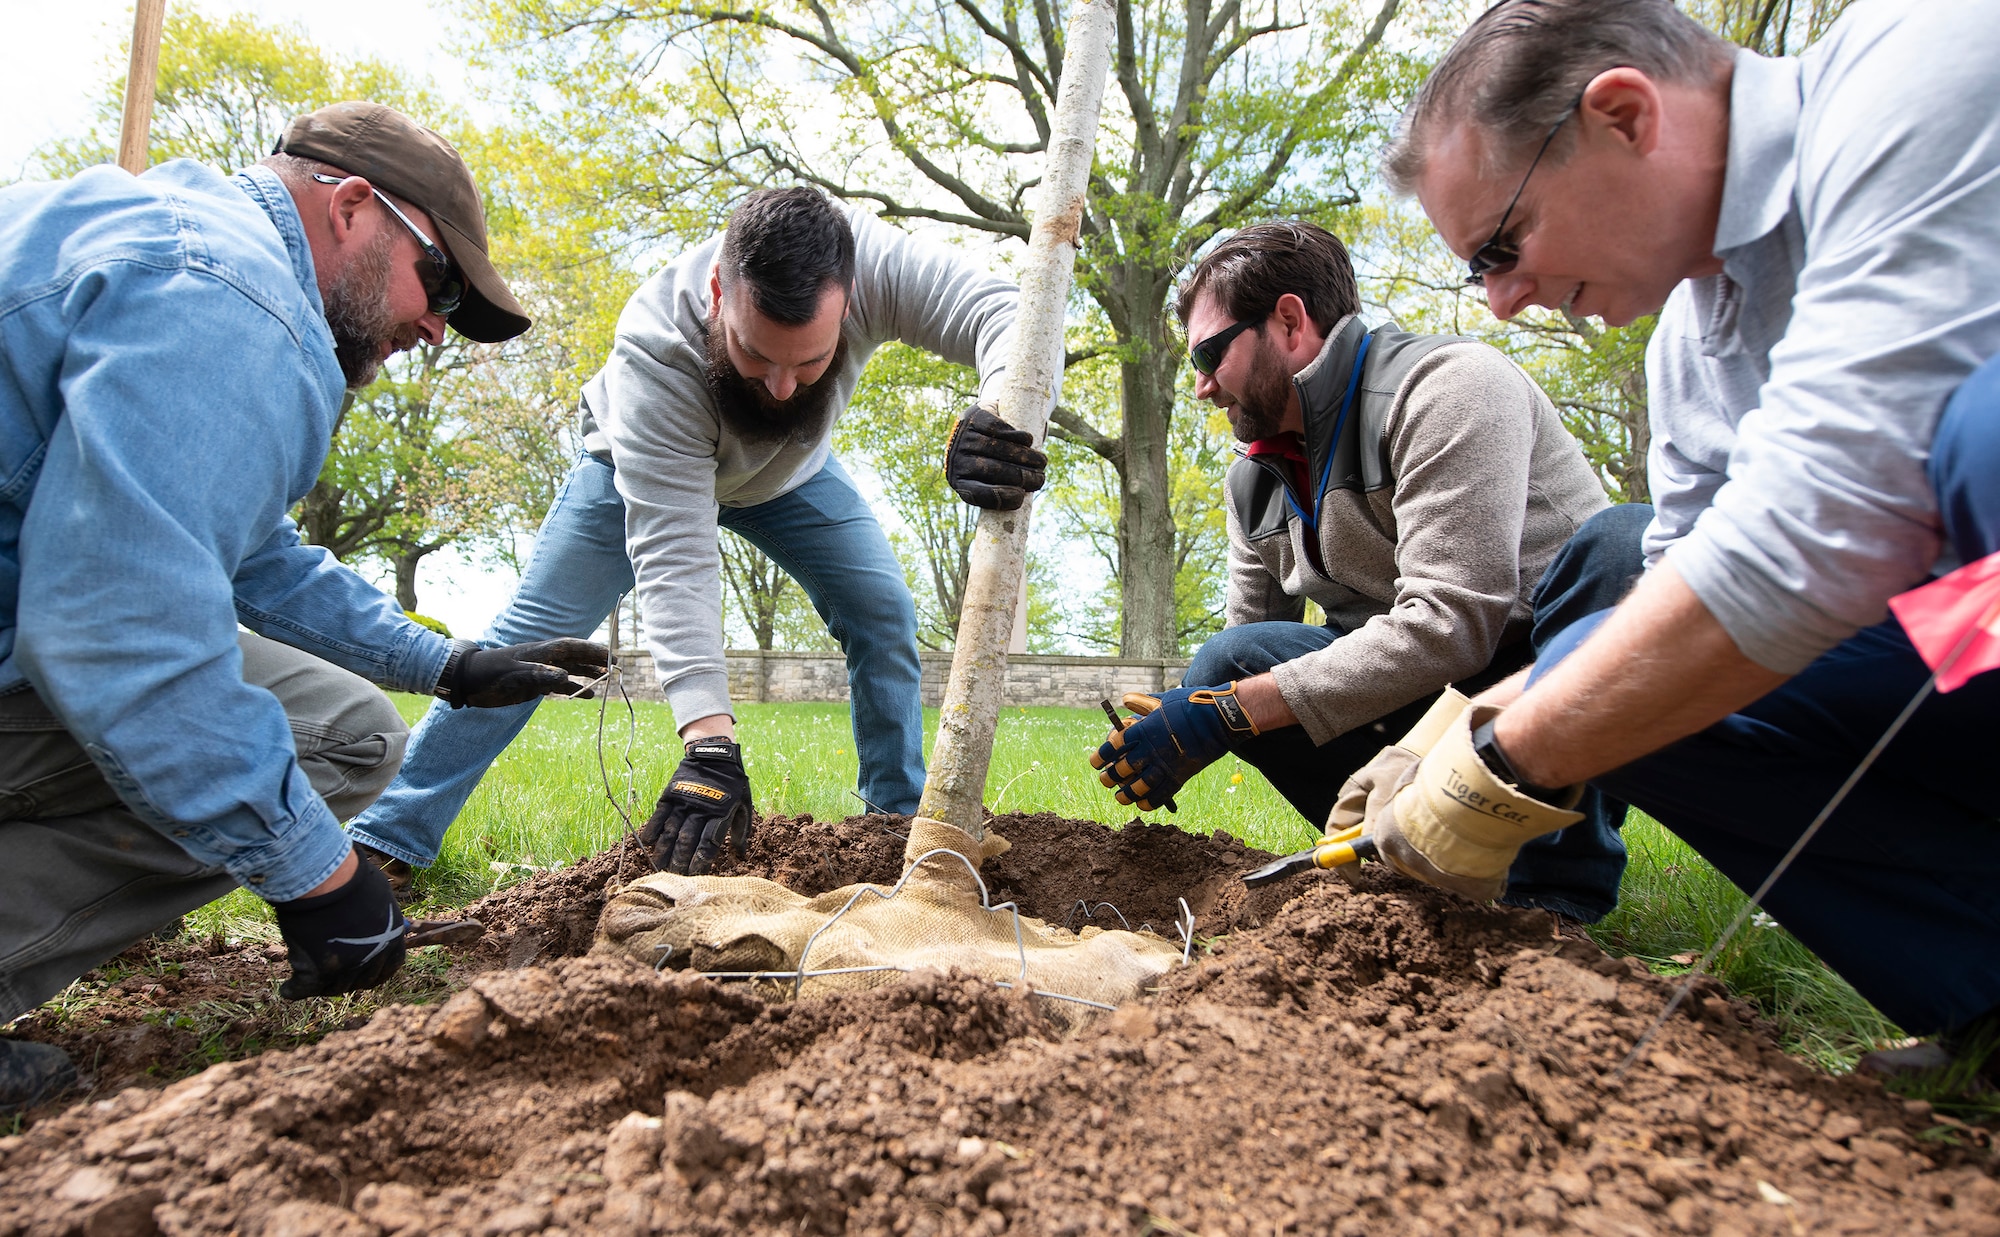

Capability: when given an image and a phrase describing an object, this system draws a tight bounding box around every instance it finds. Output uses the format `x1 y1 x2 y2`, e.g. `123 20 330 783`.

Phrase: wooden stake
916 0 1115 840
116 0 168 174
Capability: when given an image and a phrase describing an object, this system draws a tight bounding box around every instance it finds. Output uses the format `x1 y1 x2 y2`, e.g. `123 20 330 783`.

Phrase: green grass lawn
186 695 1931 1091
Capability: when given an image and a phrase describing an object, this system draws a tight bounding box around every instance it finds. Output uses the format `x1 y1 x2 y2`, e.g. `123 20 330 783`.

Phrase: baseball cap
274 101 531 343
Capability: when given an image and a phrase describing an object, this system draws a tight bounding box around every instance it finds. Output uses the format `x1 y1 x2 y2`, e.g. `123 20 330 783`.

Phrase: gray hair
260 150 343 188
1381 0 1730 193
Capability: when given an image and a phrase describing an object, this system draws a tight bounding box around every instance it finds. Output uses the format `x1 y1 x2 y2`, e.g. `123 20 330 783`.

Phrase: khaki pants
0 633 408 1024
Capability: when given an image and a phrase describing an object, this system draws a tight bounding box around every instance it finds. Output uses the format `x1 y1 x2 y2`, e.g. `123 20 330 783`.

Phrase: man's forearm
1233 672 1299 731
1494 562 1790 787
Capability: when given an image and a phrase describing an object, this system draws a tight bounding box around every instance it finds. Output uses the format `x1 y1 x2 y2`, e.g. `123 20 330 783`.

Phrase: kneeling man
1093 221 1640 920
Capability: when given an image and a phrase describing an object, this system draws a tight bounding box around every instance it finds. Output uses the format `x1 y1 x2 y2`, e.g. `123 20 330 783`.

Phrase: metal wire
1063 900 1134 932
1619 597 1999 1077
791 847 1030 999
592 597 641 883
661 844 1196 1015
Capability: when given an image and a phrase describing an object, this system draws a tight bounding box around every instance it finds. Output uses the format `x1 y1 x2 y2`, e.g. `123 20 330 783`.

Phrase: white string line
1620 599 1999 1076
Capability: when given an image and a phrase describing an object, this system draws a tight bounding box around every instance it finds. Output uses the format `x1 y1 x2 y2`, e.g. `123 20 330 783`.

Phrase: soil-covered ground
4 812 1997 1235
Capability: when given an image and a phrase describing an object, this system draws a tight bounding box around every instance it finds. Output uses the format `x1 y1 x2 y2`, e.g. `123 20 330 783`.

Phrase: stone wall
607 648 1188 710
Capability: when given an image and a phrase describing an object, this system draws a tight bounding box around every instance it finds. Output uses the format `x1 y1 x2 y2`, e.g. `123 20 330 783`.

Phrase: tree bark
1116 292 1179 657
918 0 1116 840
391 548 426 612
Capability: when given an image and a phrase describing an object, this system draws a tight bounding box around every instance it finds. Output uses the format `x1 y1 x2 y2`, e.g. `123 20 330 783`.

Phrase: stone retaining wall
607 648 1188 710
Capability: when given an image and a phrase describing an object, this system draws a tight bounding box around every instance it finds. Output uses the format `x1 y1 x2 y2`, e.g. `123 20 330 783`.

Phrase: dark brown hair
1175 221 1360 335
720 187 857 325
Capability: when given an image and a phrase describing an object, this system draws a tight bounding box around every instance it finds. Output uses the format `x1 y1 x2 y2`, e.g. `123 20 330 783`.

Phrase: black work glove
638 739 754 875
436 638 609 709
273 855 409 1000
945 404 1047 510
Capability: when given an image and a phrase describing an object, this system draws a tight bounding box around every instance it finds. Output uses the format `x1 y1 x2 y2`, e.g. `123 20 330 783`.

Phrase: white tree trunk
917 0 1116 840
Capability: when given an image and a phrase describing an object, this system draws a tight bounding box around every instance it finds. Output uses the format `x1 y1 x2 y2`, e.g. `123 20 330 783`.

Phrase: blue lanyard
1284 332 1373 529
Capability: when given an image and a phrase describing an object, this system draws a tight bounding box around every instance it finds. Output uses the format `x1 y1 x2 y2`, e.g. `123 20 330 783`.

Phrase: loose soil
4 813 1996 1236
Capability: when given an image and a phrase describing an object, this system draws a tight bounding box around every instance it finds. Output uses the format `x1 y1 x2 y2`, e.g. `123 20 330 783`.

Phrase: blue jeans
1185 504 1650 922
348 452 924 866
1532 362 2000 1036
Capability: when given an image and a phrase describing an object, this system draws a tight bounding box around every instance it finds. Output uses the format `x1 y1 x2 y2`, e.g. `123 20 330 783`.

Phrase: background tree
35 10 629 611
465 0 1415 656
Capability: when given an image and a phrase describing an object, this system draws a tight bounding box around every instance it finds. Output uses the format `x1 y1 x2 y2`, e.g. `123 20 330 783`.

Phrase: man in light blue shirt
1349 0 2000 1066
0 103 603 1111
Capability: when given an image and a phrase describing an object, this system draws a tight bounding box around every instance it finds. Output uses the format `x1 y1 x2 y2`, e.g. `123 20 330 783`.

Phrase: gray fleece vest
1226 318 1463 542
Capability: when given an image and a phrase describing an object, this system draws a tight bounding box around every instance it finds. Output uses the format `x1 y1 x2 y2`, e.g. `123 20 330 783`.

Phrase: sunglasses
1188 319 1260 375
1463 98 1581 287
312 173 466 317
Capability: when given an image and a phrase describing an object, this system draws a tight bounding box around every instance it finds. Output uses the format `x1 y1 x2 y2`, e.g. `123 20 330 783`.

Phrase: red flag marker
1888 550 2000 693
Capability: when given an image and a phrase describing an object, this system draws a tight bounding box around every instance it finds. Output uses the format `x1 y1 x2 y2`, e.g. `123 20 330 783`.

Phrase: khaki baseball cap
274 101 531 343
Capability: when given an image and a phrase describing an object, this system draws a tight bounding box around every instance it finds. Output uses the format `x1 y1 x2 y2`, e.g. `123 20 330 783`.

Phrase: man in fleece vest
347 187 1047 885
1091 221 1636 921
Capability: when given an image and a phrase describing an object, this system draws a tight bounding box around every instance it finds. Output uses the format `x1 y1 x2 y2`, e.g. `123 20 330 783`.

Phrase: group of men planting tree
2 0 1995 1113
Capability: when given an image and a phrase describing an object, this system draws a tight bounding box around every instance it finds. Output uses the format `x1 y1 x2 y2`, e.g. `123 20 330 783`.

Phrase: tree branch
1049 405 1123 466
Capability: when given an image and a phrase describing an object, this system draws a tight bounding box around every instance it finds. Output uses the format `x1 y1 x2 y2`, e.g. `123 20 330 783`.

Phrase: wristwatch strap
433 639 476 705
1469 717 1564 803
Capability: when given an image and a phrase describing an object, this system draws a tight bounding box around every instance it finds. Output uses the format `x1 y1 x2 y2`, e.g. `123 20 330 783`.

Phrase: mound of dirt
4 815 1997 1236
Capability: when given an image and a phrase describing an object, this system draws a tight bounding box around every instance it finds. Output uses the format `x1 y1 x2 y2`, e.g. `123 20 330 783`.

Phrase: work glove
1090 685 1259 812
1331 694 1583 903
436 638 609 709
945 404 1047 510
639 738 754 875
273 854 409 1000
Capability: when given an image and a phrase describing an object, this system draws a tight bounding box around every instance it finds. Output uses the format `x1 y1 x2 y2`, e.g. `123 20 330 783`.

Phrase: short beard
1228 331 1296 443
704 309 848 447
324 229 400 391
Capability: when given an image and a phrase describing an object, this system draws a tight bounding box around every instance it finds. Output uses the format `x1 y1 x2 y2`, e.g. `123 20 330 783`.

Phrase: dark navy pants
1185 504 1652 922
1532 361 2000 1037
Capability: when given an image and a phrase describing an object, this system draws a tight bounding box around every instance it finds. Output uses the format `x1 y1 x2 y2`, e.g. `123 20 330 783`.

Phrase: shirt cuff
220 795 353 903
390 626 456 695
662 668 736 733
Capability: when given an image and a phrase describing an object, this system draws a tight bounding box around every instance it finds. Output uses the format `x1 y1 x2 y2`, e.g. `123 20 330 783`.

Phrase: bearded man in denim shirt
0 103 605 1111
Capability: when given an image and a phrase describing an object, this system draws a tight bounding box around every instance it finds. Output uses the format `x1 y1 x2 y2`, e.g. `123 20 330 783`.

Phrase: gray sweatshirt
581 207 1022 725
1225 318 1609 744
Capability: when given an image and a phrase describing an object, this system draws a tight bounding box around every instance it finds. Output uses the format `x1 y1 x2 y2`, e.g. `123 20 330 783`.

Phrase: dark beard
1227 332 1296 443
323 228 400 391
704 313 848 447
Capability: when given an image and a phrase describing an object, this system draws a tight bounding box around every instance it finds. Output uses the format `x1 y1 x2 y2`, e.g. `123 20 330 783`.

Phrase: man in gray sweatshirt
347 187 1045 882
1091 222 1637 920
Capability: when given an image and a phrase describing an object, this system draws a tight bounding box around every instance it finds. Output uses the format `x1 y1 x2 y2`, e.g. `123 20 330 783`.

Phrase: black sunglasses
1464 98 1581 287
1188 319 1259 375
311 173 466 316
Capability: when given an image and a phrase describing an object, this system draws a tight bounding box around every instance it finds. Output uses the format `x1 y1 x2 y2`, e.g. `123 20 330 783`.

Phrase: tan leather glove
1335 696 1584 903
1326 688 1470 836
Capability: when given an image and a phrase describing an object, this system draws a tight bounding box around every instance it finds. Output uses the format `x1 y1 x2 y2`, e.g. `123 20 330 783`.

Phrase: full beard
323 229 402 391
1227 336 1296 443
704 311 848 447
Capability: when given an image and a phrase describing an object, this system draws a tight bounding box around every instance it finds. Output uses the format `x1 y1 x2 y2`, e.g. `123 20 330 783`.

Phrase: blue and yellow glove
1090 685 1260 812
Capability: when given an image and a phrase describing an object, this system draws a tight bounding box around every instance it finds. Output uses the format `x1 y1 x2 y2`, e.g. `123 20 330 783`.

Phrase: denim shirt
0 161 451 901
1642 0 2000 674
